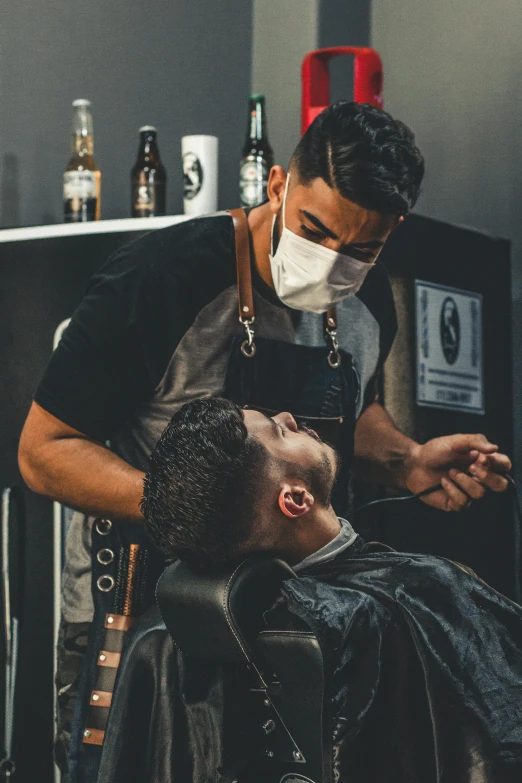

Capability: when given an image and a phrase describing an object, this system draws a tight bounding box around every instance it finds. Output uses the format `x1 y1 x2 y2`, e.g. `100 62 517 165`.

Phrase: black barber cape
98 541 522 783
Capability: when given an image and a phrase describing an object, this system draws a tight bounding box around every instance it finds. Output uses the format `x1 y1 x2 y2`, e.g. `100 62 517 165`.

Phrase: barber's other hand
404 434 511 512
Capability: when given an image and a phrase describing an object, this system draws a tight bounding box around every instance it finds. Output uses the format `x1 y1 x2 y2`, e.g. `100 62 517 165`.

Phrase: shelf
0 215 189 244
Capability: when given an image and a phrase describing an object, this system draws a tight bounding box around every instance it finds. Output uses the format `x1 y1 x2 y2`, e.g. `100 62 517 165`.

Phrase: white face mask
268 174 377 313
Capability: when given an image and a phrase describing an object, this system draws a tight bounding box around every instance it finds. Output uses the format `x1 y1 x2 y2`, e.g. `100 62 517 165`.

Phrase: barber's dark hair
292 101 425 215
141 398 267 568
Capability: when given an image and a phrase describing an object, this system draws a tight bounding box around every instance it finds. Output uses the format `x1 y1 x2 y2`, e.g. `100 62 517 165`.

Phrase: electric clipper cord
354 474 522 603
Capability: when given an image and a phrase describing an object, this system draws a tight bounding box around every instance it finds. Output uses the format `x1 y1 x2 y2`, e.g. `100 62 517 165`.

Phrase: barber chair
157 554 333 783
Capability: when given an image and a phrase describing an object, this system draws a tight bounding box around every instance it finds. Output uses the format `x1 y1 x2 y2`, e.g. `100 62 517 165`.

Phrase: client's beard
305 446 340 507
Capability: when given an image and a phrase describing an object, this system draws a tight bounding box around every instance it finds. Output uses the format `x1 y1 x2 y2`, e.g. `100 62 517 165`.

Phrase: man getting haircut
142 397 344 569
136 397 522 783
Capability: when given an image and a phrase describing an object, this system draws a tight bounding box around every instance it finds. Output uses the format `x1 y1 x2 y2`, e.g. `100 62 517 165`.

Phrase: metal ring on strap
241 339 257 358
96 575 115 593
239 316 256 358
327 351 341 369
95 519 112 536
97 548 115 565
325 322 342 369
0 758 15 777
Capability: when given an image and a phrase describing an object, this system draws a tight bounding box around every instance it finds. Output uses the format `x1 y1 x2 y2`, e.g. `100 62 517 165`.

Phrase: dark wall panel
0 229 156 782
355 215 518 602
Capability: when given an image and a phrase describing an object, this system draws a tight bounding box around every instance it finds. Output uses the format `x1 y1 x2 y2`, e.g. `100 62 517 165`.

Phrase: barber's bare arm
18 402 145 522
353 401 511 512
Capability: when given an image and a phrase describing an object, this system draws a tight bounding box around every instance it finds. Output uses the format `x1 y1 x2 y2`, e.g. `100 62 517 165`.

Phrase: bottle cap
72 99 91 107
249 94 265 101
139 125 157 133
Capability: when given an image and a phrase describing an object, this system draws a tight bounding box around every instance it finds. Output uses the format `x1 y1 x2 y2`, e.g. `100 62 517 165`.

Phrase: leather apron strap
228 208 254 321
325 306 337 330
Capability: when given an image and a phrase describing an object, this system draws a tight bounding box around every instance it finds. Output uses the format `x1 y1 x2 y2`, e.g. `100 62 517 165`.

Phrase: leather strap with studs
82 614 135 746
83 542 141 746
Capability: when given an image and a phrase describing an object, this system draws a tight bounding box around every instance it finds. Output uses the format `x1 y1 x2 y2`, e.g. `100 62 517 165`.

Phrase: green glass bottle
239 94 274 207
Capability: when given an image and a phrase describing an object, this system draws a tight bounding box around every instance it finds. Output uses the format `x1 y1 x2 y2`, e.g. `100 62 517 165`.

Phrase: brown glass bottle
131 126 167 217
64 99 101 222
239 94 274 208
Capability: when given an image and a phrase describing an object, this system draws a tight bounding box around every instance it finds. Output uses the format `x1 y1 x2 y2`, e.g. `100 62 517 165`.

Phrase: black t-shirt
35 213 397 458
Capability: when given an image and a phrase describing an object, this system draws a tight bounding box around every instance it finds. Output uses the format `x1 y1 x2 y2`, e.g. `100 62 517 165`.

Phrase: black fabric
98 543 522 783
289 545 522 783
34 216 396 441
225 340 356 420
34 216 237 440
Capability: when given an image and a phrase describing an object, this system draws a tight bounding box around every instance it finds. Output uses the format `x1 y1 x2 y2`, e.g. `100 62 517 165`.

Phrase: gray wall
0 0 253 226
251 0 370 170
252 0 318 170
371 1 522 470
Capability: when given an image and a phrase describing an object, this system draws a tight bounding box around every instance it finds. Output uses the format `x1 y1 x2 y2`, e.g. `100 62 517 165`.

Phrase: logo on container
183 152 203 199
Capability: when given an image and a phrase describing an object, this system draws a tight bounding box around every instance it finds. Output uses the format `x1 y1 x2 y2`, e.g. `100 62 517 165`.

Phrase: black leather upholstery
257 630 332 782
157 555 332 783
157 554 296 665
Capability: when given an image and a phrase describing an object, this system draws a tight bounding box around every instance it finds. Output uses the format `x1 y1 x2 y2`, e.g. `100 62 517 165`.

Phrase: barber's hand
405 434 511 512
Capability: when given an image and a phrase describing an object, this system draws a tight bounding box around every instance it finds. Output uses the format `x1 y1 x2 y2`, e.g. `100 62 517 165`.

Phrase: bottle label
133 184 156 214
64 171 96 199
249 110 260 140
240 158 268 207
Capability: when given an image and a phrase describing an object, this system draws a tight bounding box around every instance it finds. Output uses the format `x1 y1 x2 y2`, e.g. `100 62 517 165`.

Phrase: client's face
242 409 339 506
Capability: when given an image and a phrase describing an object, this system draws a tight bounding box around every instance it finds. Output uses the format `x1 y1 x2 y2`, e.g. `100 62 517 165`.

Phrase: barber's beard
272 209 282 255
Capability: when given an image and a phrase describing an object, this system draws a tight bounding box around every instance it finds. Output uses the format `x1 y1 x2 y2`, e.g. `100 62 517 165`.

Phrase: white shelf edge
0 215 189 243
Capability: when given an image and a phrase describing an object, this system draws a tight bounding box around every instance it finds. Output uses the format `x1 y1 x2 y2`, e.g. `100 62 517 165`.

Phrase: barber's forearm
353 401 418 489
21 436 145 523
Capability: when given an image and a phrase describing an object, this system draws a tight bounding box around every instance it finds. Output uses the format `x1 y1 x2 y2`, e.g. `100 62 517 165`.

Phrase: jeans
55 620 91 781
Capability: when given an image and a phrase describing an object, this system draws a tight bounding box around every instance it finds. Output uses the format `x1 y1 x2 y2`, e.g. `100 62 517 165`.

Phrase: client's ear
278 484 314 518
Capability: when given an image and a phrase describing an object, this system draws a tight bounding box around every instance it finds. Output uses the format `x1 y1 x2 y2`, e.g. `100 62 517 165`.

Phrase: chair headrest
156 554 296 665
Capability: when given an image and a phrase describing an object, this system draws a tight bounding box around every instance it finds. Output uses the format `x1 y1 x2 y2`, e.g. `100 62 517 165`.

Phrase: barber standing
18 101 511 782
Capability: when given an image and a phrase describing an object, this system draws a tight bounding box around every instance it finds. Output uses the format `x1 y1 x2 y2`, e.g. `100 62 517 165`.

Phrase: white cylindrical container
181 135 218 216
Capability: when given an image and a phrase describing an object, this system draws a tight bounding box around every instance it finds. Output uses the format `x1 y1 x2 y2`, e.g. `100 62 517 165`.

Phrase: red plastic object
301 47 383 134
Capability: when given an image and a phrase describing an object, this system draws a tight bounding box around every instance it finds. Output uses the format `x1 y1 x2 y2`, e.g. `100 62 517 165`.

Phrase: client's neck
279 505 341 565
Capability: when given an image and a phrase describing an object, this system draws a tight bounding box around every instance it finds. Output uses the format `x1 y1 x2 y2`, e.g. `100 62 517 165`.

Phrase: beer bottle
64 99 101 222
131 126 167 217
239 94 274 208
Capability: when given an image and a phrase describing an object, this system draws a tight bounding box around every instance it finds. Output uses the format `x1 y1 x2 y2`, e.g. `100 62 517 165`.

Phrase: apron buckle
239 316 256 358
325 325 341 368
